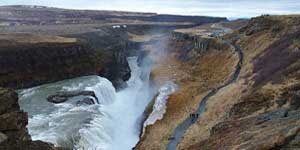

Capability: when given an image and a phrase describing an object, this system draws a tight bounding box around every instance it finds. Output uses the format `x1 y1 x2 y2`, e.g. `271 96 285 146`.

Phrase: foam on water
143 82 177 126
18 56 154 150
141 82 177 136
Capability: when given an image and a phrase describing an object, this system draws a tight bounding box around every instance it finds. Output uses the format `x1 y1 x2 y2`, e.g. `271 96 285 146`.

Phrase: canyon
1 5 300 150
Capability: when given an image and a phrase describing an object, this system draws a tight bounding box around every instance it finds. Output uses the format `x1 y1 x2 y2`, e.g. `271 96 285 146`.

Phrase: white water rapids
18 56 177 150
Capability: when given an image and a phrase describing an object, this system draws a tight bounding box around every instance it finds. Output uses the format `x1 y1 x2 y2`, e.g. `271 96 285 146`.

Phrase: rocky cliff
0 87 56 150
172 31 230 61
0 33 115 89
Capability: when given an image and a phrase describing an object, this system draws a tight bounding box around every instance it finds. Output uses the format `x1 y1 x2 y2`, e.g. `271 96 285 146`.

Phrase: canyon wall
0 33 123 89
0 87 56 150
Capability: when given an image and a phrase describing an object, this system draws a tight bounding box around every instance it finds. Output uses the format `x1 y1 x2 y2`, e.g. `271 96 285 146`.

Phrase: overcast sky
1 0 300 19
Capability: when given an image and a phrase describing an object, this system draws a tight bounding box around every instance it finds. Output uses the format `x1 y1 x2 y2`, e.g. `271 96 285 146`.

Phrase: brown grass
179 15 300 150
136 38 238 149
0 33 77 44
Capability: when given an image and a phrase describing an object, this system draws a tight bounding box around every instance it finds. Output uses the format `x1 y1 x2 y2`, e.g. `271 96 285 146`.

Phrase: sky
0 0 300 19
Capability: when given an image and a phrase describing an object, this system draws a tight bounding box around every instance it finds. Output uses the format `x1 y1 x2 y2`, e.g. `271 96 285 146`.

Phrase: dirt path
166 39 244 150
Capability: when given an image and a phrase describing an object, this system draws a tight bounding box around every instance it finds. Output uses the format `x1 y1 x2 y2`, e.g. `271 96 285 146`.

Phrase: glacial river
18 56 177 150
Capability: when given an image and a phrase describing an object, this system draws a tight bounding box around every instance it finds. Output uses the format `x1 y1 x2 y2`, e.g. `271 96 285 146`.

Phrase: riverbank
136 22 239 150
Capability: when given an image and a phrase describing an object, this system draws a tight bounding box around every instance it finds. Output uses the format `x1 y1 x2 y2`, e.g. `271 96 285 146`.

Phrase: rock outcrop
70 28 132 89
47 90 98 104
172 31 230 61
0 87 56 150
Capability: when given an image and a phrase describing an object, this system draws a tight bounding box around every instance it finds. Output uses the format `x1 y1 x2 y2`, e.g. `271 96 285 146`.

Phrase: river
18 56 157 150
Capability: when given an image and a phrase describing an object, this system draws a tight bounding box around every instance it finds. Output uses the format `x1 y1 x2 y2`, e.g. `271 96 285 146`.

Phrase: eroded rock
0 87 55 150
47 90 99 104
76 97 96 105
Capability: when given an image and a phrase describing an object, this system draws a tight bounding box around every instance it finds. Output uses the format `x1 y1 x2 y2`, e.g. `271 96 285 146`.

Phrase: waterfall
141 82 177 136
18 56 155 150
143 82 177 126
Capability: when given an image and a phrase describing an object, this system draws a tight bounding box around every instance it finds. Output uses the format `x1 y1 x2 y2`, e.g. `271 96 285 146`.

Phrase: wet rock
47 90 99 104
47 96 68 104
99 47 130 90
72 30 131 90
76 97 95 105
112 78 128 91
0 87 55 150
0 88 18 114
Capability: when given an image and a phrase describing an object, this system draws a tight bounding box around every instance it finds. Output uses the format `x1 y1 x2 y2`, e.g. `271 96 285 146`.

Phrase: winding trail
166 39 244 150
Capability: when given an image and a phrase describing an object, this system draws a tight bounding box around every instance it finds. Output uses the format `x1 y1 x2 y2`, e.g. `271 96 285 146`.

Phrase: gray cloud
0 0 300 18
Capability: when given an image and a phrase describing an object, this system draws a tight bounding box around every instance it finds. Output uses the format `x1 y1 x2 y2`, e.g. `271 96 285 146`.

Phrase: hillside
184 15 300 150
0 5 226 26
136 15 300 150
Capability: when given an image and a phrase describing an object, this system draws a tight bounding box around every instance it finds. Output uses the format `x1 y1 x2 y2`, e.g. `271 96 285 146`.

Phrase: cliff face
172 31 230 61
0 87 55 150
0 34 130 89
69 27 133 89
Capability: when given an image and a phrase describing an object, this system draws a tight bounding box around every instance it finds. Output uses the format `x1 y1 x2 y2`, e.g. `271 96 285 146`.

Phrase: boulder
76 97 95 105
47 90 99 104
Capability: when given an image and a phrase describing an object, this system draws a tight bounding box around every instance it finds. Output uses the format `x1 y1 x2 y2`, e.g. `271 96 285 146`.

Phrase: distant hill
0 5 227 26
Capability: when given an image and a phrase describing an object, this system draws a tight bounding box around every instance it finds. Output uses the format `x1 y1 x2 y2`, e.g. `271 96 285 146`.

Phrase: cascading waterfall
18 56 155 150
142 82 177 131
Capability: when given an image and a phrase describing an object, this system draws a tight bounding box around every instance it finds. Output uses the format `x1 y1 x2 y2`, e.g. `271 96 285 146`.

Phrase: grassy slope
135 24 238 149
183 15 300 150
